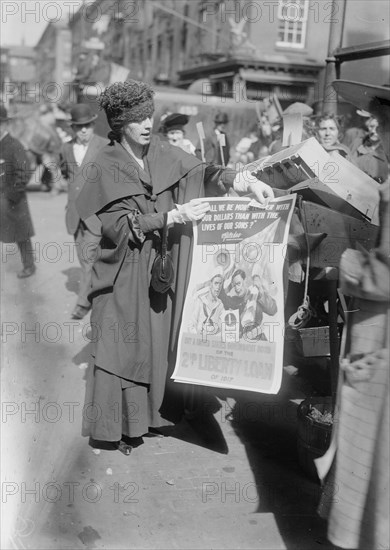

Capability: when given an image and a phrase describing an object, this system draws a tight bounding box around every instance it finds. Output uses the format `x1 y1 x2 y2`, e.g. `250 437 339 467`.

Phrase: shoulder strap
161 212 168 258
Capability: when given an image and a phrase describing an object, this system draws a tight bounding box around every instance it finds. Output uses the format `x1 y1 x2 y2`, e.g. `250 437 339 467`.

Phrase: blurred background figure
196 111 231 166
0 104 36 278
161 113 196 155
231 121 270 169
315 113 353 159
350 115 388 183
342 108 371 149
22 103 68 193
60 103 107 320
268 102 314 155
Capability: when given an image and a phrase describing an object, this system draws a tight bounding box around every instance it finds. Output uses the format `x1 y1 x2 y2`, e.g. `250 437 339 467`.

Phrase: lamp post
322 0 347 115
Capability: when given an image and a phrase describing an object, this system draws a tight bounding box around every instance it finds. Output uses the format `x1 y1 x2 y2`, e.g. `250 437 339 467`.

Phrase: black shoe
17 265 36 279
71 305 91 319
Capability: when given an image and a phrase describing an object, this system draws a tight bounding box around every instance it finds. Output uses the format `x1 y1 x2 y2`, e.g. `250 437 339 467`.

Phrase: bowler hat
163 113 189 132
0 104 10 121
69 104 97 125
214 111 229 124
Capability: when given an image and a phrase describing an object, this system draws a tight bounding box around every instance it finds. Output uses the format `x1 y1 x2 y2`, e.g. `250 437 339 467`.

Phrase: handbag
150 213 175 293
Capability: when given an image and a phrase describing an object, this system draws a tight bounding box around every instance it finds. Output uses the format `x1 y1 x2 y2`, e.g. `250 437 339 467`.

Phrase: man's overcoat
0 133 34 243
61 134 107 235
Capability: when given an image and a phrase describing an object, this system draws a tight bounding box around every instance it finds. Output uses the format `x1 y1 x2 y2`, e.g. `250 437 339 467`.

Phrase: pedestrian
315 113 353 160
350 116 388 183
75 80 274 453
161 113 196 155
316 79 390 550
0 104 36 278
23 103 64 192
342 108 370 149
60 103 107 320
196 111 231 166
231 122 269 169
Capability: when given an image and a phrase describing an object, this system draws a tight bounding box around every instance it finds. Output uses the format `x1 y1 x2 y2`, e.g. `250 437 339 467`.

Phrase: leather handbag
150 213 175 293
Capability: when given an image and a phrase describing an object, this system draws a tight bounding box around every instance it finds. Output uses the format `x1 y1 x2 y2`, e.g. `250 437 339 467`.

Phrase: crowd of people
0 75 388 549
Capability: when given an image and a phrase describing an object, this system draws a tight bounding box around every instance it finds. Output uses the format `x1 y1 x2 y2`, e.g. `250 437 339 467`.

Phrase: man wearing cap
196 111 231 166
60 103 107 319
0 104 36 278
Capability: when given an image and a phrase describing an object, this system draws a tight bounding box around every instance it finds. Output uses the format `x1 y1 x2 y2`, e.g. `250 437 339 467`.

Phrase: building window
276 0 309 49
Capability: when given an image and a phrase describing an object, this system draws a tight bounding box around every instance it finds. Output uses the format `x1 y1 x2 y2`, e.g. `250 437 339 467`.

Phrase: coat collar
76 135 203 220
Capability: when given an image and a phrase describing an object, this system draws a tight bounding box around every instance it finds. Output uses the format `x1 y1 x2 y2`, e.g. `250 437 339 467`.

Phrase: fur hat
99 80 155 132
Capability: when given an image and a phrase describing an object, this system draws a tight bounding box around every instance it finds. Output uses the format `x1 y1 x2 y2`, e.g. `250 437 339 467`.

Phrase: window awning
239 69 316 86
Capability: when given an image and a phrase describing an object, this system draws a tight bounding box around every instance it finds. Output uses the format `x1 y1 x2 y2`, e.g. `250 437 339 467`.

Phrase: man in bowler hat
196 111 231 166
0 104 36 278
60 103 106 319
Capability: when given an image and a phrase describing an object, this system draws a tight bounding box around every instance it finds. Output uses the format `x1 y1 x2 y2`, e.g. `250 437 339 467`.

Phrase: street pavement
1 191 337 550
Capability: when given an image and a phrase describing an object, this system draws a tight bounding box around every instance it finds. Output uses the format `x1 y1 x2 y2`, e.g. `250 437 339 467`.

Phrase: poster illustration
172 194 297 394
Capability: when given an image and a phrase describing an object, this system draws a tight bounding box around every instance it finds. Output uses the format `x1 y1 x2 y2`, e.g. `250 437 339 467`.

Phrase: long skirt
82 292 174 441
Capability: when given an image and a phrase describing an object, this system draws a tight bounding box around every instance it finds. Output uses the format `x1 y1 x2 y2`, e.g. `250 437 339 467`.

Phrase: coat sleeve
98 198 166 247
201 165 237 197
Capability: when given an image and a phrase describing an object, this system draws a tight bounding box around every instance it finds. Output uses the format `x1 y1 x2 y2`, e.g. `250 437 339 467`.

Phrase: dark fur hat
99 80 155 133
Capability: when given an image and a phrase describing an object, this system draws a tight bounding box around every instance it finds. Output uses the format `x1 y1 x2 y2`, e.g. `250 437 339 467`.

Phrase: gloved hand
233 169 274 205
167 198 210 225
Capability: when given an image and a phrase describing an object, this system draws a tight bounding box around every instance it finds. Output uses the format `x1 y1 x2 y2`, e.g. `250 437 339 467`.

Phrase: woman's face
167 129 184 146
123 117 153 147
317 119 339 148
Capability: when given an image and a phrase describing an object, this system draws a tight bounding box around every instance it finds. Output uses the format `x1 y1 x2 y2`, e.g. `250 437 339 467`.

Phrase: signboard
172 195 296 394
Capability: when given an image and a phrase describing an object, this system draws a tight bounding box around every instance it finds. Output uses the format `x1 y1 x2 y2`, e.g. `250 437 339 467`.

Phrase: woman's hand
233 169 274 205
167 198 210 224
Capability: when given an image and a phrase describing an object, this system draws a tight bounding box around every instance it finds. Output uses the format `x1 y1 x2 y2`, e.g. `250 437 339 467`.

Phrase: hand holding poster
172 194 297 394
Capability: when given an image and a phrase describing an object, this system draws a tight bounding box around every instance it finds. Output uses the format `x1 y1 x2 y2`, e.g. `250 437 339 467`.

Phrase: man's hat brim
333 80 390 112
70 114 98 125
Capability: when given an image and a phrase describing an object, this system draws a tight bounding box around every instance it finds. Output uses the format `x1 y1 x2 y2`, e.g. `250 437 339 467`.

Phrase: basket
298 326 341 357
297 396 333 481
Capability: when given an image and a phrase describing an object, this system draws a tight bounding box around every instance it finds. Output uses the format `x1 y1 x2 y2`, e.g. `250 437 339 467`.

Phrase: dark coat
196 130 230 166
76 136 234 386
352 139 388 183
0 133 34 243
60 134 107 235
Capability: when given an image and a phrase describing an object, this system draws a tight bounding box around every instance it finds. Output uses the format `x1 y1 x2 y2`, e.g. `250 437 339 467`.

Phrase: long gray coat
0 133 34 243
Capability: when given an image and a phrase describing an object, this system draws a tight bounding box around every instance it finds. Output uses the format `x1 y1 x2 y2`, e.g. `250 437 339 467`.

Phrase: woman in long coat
76 80 274 452
0 105 36 278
